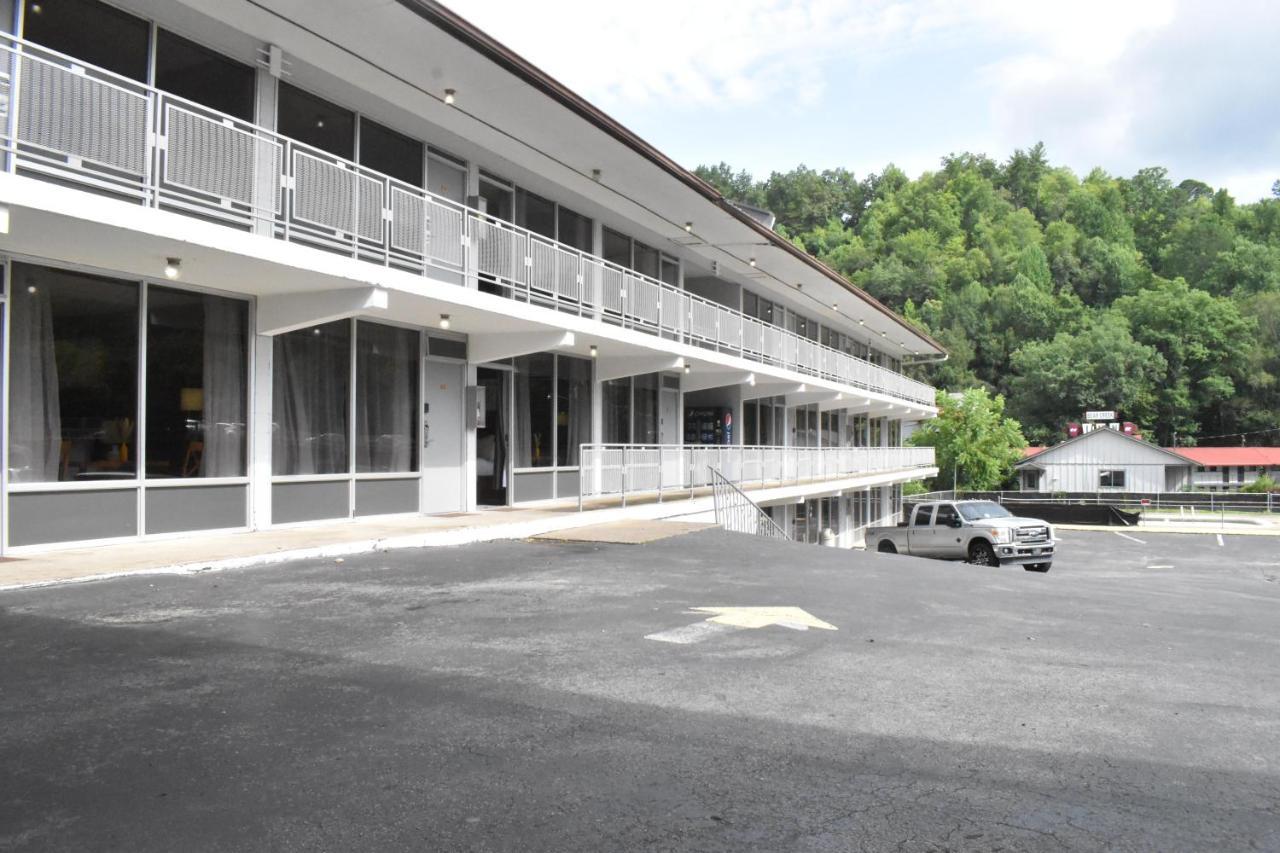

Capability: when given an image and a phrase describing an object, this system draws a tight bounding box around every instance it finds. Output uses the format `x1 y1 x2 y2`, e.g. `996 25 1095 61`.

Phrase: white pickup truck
865 500 1055 572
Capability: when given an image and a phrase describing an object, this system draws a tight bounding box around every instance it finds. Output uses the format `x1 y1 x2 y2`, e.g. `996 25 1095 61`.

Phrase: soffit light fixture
684 363 691 374
163 257 181 279
749 257 756 267
684 221 693 233
589 345 598 358
439 314 451 329
443 88 456 106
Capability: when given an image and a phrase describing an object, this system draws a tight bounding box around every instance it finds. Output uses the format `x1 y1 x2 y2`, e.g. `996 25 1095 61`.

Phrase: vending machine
684 407 734 445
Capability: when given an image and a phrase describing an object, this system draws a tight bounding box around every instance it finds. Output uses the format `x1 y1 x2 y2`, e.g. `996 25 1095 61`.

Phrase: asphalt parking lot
1 528 1278 852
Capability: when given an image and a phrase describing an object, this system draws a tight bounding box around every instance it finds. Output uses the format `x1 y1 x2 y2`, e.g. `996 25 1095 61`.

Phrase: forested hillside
695 148 1280 447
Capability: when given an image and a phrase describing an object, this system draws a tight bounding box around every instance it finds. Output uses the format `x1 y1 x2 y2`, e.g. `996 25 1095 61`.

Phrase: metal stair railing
709 466 790 540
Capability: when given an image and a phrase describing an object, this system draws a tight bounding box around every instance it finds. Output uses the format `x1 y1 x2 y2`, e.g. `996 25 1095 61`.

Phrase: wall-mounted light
163 257 181 279
683 363 691 374
439 314 451 329
443 88 456 106
29 3 42 13
589 344 598 358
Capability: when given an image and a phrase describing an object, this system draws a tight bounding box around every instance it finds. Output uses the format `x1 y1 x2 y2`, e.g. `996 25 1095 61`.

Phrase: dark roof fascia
392 0 945 355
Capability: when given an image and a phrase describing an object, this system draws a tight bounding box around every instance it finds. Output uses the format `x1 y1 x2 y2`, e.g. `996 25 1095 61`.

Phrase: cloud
441 0 1280 198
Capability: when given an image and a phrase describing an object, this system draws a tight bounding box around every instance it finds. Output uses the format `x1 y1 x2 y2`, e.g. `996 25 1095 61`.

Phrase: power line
1183 424 1280 443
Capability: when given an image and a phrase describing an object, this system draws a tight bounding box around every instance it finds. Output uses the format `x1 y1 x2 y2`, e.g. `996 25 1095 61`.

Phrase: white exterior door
421 359 466 513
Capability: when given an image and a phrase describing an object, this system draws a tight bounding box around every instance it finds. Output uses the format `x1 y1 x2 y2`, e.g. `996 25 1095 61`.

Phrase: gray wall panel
272 481 350 524
10 489 137 546
513 470 554 503
145 486 247 534
556 471 579 498
355 479 419 517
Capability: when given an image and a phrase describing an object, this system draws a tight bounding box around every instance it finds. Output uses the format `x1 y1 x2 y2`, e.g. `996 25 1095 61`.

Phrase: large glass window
8 264 138 482
355 322 418 472
277 82 355 159
557 357 592 466
155 29 255 121
478 176 514 222
603 378 630 444
146 286 248 478
558 207 592 252
24 0 149 81
512 354 592 467
516 189 556 240
632 373 659 444
359 118 424 187
602 228 631 268
273 321 350 475
633 242 659 280
514 353 555 467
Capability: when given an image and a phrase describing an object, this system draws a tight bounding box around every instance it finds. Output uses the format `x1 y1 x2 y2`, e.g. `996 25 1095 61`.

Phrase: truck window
934 504 958 527
911 505 933 526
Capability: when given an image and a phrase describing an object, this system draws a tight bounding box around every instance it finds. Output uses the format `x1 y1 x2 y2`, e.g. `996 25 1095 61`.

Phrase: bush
1241 474 1278 494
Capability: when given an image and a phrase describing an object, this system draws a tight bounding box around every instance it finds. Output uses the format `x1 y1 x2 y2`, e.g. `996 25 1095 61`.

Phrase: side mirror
951 519 963 528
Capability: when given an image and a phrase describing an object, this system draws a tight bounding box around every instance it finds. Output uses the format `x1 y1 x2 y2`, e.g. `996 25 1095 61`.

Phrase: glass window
146 286 247 479
8 263 138 482
911 505 932 526
659 256 679 287
273 321 350 475
1100 470 1126 489
558 207 592 252
24 0 149 81
557 356 592 466
478 177 513 222
277 82 355 160
632 373 659 444
603 378 630 444
602 228 630 268
359 118 424 187
156 29 255 121
633 242 659 280
514 353 554 467
516 189 556 240
355 322 418 473
957 502 1013 521
934 504 959 527
743 292 758 319
743 401 758 446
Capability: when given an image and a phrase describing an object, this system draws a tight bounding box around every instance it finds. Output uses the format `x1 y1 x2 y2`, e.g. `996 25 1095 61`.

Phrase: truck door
929 503 962 558
907 504 934 554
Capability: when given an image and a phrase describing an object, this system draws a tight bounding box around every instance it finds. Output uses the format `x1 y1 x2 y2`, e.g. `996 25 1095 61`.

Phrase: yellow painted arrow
690 606 837 631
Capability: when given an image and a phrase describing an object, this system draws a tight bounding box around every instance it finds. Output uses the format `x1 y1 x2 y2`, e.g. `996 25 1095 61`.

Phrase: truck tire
1024 562 1051 573
967 540 998 566
877 540 897 555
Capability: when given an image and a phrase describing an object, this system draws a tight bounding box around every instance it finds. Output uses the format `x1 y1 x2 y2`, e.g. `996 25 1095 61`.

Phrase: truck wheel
968 541 998 566
1024 563 1051 573
877 541 897 555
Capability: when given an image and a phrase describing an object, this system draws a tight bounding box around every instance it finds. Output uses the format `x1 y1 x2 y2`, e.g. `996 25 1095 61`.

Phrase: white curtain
355 323 415 472
514 366 532 467
201 295 246 476
9 283 61 482
273 325 349 475
564 357 591 466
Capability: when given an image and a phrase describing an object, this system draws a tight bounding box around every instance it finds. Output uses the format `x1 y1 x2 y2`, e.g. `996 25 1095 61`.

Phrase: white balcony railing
0 34 936 408
578 444 936 506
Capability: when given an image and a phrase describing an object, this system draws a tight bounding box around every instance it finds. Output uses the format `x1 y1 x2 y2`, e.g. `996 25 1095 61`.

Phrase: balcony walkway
0 462 934 590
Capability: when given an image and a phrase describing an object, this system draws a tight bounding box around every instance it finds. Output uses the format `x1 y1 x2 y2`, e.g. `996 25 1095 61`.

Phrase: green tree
693 162 764 206
909 388 1027 490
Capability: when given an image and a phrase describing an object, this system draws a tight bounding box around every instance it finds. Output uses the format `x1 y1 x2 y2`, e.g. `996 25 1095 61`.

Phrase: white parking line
1113 531 1147 545
1217 534 1225 547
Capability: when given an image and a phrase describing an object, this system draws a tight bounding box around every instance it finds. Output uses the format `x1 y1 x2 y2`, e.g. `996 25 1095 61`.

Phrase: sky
442 0 1280 201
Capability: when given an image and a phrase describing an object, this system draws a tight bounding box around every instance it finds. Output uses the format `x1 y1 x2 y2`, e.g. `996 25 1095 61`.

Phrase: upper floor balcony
0 34 937 409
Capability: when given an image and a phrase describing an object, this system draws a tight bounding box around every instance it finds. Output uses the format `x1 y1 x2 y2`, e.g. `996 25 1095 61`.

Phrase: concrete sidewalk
0 496 721 591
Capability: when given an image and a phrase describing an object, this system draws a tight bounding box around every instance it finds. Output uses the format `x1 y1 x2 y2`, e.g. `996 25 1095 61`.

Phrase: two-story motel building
0 0 942 554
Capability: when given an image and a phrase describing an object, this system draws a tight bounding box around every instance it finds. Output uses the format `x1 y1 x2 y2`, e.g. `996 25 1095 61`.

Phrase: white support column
250 333 273 529
253 56 280 238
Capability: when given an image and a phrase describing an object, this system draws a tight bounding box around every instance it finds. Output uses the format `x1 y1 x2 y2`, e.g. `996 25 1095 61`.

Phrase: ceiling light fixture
589 345 598 358
749 257 756 267
163 257 181 279
591 168 602 181
443 88 456 106
439 314 451 329
683 363 691 374
684 221 693 233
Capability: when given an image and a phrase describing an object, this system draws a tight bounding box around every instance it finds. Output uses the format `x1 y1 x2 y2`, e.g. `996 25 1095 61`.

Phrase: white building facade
0 0 941 553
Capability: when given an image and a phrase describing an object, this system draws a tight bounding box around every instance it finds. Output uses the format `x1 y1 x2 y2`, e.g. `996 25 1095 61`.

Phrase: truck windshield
957 501 1013 521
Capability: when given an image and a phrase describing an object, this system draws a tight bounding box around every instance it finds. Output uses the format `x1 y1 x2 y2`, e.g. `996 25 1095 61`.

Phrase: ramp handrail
709 466 790 540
